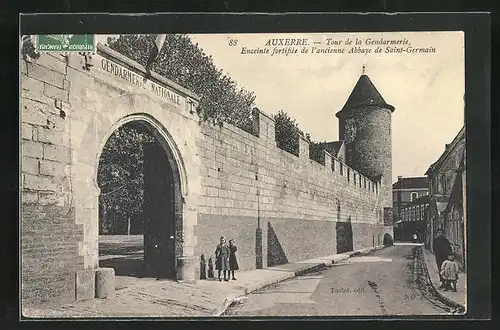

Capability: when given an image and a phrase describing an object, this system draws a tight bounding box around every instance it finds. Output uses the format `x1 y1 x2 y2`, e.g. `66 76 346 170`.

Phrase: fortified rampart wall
195 109 392 274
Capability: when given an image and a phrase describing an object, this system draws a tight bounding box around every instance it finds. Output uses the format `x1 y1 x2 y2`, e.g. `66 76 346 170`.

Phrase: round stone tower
335 73 395 209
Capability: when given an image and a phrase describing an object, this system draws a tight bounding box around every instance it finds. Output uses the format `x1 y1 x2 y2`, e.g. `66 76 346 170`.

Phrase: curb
419 246 466 313
216 244 386 316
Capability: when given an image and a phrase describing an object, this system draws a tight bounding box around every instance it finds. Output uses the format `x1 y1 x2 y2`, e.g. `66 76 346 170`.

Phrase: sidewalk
421 247 466 310
22 245 384 318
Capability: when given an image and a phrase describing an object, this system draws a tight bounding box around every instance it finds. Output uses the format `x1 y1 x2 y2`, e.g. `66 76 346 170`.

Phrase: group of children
211 235 460 291
214 236 239 281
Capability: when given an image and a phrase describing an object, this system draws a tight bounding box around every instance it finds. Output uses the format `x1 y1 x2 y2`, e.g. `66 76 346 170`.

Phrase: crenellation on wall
196 111 383 233
298 135 310 160
324 150 332 170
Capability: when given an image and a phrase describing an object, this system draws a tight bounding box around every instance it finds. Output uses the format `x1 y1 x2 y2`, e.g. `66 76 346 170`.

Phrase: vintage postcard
20 22 471 319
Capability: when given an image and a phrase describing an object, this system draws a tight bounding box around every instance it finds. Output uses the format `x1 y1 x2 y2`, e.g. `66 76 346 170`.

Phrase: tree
309 141 329 165
273 110 306 157
273 110 329 162
97 124 155 234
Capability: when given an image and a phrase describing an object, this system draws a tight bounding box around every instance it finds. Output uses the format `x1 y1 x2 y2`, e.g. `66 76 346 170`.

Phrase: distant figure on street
412 233 418 243
200 254 207 280
215 236 230 281
383 233 394 247
207 258 214 278
433 229 453 289
440 253 459 292
228 239 239 280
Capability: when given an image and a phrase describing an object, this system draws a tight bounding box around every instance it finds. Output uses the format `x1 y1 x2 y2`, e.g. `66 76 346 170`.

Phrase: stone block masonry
195 109 388 274
21 54 83 306
21 47 203 306
21 48 392 307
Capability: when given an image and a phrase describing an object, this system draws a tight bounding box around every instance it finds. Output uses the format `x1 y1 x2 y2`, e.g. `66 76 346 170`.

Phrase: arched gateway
80 46 202 286
96 116 185 279
21 43 201 304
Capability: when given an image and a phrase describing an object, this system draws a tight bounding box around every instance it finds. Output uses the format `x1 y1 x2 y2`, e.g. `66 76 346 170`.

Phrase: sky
98 32 464 183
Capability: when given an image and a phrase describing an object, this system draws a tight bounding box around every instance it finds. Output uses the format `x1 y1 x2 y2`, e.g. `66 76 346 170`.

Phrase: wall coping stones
96 43 200 102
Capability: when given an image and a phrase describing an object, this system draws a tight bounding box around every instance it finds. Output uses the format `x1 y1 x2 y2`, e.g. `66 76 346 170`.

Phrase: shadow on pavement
99 256 150 277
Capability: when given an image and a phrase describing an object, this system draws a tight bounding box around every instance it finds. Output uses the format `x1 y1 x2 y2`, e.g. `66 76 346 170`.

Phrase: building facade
442 152 466 269
397 195 430 242
425 126 465 263
392 176 428 240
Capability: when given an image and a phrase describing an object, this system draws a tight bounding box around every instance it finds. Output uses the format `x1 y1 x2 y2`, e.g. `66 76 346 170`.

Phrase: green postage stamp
36 34 95 52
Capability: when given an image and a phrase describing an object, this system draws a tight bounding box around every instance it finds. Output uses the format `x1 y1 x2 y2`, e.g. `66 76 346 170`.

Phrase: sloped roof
392 176 428 190
324 141 344 157
336 74 394 117
425 126 465 175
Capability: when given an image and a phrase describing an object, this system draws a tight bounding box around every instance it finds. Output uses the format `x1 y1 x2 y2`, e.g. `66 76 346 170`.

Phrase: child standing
215 236 230 281
440 253 460 292
228 239 239 280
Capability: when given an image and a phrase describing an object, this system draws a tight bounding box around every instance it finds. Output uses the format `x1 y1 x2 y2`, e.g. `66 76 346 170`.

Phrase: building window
340 163 343 175
347 168 350 182
411 192 418 202
364 178 366 188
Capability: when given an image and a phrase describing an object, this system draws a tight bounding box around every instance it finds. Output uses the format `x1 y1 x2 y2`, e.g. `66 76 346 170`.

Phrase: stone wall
21 54 84 305
195 110 388 274
21 47 202 305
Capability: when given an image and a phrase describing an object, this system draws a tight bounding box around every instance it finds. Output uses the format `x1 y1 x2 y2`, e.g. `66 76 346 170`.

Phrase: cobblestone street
224 244 456 316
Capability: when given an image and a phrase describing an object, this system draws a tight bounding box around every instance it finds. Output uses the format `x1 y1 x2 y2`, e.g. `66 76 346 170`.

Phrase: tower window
411 192 418 202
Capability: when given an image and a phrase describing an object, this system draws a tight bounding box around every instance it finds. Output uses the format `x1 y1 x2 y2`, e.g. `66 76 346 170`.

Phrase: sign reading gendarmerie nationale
37 35 95 52
93 44 196 110
99 57 182 107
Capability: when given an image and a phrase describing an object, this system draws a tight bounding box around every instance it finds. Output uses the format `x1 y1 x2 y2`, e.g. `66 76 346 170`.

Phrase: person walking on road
215 236 230 282
228 239 239 280
433 229 453 289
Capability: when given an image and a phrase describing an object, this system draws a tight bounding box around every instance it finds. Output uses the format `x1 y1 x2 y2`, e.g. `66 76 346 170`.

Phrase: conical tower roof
336 74 394 118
